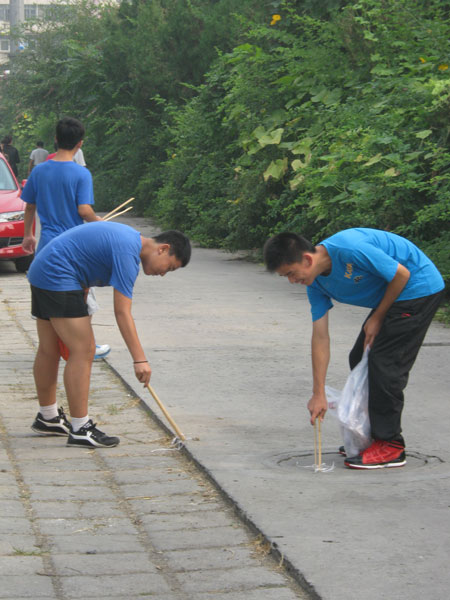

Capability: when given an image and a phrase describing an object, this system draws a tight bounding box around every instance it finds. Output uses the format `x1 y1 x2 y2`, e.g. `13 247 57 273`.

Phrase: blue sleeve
20 172 36 204
109 252 140 298
352 243 398 283
75 169 94 206
307 284 333 322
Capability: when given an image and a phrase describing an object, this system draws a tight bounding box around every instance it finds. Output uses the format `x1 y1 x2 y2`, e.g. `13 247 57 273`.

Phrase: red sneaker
344 440 406 470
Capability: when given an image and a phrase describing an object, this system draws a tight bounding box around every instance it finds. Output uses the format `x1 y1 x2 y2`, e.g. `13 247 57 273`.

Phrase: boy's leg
349 324 366 370
31 318 71 436
30 287 118 447
87 288 111 360
51 315 119 448
350 291 443 444
34 318 61 407
50 316 95 418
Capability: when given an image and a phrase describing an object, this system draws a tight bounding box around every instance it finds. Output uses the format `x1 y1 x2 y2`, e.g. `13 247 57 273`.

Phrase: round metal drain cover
265 450 447 483
277 451 437 469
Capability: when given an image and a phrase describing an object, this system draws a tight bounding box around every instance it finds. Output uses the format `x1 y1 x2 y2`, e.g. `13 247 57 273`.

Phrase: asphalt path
88 215 450 600
14 215 450 599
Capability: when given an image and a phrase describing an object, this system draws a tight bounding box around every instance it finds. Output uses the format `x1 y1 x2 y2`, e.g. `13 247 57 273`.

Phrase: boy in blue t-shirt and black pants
264 228 445 470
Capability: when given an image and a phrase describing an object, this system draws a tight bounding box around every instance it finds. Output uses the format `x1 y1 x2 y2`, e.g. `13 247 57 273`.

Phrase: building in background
0 1 112 64
0 1 55 62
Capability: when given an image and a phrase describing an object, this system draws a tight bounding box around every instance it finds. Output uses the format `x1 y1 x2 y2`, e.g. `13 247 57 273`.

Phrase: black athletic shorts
31 285 89 320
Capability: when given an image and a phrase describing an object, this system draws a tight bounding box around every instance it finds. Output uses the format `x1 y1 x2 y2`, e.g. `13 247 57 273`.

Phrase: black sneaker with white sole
67 420 120 448
31 407 71 436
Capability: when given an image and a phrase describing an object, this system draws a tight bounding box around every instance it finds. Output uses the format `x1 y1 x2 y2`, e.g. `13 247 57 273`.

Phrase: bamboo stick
318 418 322 467
103 206 133 221
146 384 186 441
314 419 318 468
103 197 134 220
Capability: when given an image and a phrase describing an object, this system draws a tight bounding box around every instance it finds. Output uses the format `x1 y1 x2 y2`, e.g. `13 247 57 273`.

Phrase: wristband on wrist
133 360 148 364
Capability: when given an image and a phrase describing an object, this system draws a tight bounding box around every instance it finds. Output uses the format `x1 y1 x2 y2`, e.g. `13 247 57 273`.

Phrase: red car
0 152 35 272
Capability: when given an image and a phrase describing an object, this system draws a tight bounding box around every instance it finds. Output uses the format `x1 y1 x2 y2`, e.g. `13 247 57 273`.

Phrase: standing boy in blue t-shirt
264 228 445 469
27 221 191 448
21 117 109 359
22 117 98 253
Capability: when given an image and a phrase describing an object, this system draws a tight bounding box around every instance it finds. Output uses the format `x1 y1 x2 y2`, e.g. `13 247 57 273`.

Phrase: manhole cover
264 450 447 484
277 451 439 469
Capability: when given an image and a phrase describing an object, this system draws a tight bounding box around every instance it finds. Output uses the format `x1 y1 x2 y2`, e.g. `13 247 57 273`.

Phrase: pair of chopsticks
103 197 134 221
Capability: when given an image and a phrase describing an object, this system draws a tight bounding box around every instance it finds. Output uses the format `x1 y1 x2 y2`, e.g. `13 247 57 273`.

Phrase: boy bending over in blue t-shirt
28 221 191 448
264 228 444 470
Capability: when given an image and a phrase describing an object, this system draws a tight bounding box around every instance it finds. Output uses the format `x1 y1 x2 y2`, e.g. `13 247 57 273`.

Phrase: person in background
46 142 58 161
2 134 20 177
28 141 49 175
73 147 86 166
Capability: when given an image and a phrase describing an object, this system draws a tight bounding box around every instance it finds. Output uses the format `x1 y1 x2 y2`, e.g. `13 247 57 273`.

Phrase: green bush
0 0 448 290
154 0 450 288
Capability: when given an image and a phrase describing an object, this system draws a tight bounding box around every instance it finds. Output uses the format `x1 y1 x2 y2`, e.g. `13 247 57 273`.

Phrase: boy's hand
308 392 328 426
134 361 152 387
22 235 36 254
363 314 382 348
363 263 410 349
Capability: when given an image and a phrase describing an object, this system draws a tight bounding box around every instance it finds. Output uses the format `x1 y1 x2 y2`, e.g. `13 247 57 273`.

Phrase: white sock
71 416 90 432
40 403 58 420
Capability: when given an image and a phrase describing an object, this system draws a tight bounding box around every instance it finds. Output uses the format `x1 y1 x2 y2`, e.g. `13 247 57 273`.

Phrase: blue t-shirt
28 222 142 299
21 160 94 252
307 228 444 321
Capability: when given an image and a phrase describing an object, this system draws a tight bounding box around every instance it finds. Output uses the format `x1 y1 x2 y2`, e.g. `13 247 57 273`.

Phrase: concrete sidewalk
93 216 450 600
0 270 309 599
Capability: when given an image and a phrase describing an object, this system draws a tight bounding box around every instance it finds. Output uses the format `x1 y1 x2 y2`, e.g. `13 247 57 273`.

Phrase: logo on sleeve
353 275 363 283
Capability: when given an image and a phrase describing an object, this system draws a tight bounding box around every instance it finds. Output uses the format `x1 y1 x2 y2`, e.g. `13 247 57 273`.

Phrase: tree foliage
154 0 450 286
0 0 267 207
0 0 448 287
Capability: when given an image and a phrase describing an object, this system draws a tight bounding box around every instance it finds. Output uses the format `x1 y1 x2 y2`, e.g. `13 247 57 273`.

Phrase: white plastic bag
326 347 372 458
86 288 100 316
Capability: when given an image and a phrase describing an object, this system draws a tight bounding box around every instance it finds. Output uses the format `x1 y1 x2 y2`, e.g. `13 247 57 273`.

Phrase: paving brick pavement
0 270 311 600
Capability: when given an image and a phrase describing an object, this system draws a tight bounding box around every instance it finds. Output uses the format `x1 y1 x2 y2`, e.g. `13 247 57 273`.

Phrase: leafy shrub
155 0 449 288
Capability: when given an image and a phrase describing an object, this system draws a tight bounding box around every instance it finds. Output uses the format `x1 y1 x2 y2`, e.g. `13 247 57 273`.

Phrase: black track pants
348 291 444 445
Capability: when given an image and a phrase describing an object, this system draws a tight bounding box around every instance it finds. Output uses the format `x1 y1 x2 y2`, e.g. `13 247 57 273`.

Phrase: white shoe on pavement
94 344 111 360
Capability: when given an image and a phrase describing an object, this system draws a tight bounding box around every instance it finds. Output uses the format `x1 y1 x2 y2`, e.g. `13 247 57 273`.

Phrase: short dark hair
154 230 191 267
263 232 315 272
37 141 44 147
4 134 12 144
56 117 85 150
